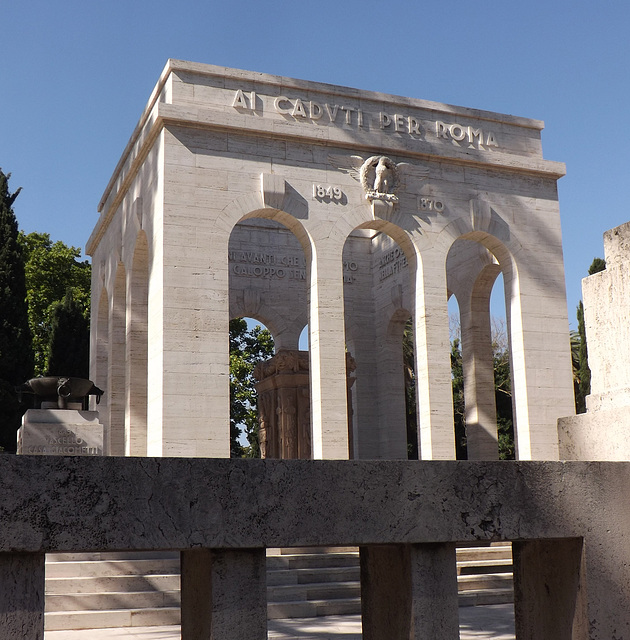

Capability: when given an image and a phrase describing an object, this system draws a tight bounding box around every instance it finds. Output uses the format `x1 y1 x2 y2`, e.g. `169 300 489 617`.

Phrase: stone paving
45 605 515 639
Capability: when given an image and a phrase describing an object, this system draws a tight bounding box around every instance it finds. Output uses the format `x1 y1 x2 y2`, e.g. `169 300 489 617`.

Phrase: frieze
232 89 500 149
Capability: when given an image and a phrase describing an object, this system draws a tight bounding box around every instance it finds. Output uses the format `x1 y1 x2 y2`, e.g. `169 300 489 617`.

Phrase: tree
0 170 33 451
18 232 90 376
47 290 90 379
574 257 606 413
229 318 274 458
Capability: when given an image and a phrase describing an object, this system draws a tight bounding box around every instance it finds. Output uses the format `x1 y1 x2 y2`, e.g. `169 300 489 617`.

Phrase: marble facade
87 60 575 460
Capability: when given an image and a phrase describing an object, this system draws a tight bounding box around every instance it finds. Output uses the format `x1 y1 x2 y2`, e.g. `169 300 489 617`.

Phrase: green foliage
18 231 91 376
450 338 468 459
404 316 514 460
402 320 418 458
493 339 515 460
588 257 606 275
574 302 590 413
47 290 90 378
229 318 274 458
0 170 33 451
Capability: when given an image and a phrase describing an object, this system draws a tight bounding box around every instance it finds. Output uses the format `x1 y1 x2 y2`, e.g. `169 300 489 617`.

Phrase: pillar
0 552 45 640
460 275 500 460
513 538 588 639
414 248 456 460
360 543 459 639
309 241 349 459
181 548 267 640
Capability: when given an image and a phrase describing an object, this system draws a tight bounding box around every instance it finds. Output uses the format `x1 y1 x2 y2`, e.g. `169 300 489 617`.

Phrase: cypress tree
46 289 90 379
0 170 34 451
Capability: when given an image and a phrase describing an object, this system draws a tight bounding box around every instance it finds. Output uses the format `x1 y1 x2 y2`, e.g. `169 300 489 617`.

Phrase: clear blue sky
3 1 629 327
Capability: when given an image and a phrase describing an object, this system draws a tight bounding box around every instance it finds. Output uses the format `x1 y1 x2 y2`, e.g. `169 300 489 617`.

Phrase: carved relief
328 154 429 203
254 349 356 460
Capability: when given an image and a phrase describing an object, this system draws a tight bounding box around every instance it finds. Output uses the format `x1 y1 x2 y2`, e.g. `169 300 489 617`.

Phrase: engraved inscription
379 247 408 282
313 184 344 201
229 250 357 283
436 121 498 149
418 197 445 213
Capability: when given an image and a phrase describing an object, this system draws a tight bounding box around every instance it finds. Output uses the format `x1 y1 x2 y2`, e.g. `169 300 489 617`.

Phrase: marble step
45 590 180 612
267 565 360 586
45 607 181 631
45 574 180 595
46 558 179 578
268 581 360 603
268 597 362 620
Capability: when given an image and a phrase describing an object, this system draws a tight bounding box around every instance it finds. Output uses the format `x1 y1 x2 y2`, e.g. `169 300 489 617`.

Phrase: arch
125 231 149 456
341 216 417 460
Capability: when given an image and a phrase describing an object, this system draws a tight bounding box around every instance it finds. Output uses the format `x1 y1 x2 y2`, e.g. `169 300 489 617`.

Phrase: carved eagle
328 154 429 196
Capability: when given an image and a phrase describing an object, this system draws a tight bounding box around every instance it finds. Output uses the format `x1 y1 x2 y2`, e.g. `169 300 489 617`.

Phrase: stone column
505 254 574 461
108 264 127 456
0 552 45 640
414 249 456 460
460 281 500 460
180 548 267 640
360 543 459 639
309 241 350 459
512 538 588 639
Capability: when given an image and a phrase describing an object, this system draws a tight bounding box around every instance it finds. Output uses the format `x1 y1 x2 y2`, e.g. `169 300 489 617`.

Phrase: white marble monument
87 60 575 461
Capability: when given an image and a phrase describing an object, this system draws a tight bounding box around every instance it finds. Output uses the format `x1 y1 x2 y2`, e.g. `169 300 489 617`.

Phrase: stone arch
439 196 566 460
341 213 419 460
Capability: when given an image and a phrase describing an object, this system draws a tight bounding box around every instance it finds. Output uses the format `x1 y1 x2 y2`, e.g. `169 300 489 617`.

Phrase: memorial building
86 60 575 461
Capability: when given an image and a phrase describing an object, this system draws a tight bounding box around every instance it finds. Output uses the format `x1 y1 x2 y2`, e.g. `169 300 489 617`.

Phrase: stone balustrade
1 456 628 639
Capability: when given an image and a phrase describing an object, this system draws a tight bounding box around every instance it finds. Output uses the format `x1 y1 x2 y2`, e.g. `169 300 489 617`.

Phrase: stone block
17 410 103 456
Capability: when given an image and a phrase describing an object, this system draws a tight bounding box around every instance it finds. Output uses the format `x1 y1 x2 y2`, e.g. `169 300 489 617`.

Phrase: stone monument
16 377 104 456
558 221 630 459
87 60 575 461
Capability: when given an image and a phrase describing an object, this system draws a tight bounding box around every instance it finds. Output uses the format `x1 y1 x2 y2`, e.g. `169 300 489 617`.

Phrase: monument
86 60 575 462
16 376 104 456
558 221 630 459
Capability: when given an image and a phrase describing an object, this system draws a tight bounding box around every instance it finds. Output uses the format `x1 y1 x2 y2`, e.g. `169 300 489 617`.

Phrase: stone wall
558 221 630 460
1 455 628 638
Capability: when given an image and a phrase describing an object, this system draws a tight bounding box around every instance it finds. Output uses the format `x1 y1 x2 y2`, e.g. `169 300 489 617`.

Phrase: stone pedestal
17 409 103 456
254 350 356 459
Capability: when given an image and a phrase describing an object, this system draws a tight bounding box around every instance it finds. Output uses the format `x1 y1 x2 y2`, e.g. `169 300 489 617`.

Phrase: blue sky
2 1 629 328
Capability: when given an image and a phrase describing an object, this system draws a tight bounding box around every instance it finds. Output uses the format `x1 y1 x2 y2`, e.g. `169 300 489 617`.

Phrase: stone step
45 607 181 631
267 566 360 586
267 552 359 570
458 558 513 575
45 574 180 595
456 546 513 563
45 590 181 612
46 558 180 578
268 597 362 620
268 581 361 603
47 551 178 562
458 588 515 607
458 572 513 592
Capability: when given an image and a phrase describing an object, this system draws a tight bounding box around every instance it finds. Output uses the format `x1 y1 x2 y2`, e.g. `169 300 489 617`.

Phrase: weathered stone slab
17 409 103 456
1 457 628 638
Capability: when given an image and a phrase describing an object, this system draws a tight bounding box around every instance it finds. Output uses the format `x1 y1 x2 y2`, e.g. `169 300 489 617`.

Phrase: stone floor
45 604 515 639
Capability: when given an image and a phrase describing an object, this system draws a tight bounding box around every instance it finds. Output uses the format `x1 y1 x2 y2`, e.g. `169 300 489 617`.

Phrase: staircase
44 552 181 631
44 544 513 630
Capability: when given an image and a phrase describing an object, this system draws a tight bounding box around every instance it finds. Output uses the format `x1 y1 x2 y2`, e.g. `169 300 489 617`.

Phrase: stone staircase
44 544 513 630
